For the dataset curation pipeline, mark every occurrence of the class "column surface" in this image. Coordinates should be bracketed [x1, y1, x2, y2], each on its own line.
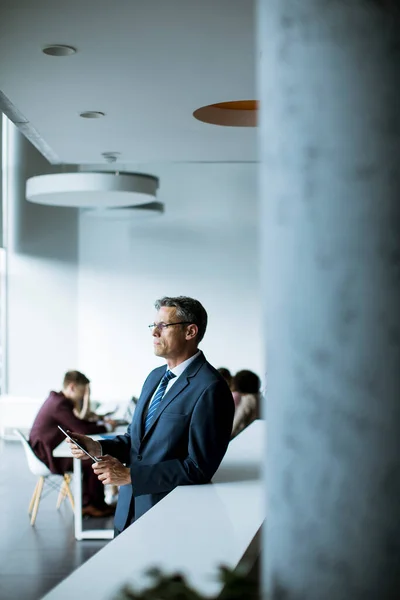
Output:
[258, 2, 400, 599]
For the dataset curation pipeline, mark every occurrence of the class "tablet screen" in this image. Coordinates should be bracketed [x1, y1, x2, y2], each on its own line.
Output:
[57, 425, 100, 462]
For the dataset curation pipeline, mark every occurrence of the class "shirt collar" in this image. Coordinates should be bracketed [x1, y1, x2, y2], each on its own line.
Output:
[169, 350, 201, 379]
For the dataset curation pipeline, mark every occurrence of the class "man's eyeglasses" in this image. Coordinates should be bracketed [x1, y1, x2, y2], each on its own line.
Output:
[148, 321, 191, 332]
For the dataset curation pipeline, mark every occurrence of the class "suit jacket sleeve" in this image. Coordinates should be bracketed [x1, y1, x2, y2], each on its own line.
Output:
[99, 422, 132, 464]
[130, 379, 234, 496]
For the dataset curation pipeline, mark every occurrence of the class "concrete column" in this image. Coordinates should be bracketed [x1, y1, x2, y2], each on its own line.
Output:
[257, 2, 400, 599]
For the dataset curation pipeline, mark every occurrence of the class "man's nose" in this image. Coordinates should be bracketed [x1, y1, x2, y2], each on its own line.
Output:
[152, 326, 160, 337]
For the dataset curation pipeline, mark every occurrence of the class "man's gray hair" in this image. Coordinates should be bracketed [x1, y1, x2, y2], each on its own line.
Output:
[155, 296, 208, 343]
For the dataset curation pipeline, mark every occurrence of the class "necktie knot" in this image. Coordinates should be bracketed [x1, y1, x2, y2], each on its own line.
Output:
[163, 369, 176, 382]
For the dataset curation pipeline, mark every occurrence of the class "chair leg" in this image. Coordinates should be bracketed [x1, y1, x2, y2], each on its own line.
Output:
[56, 480, 67, 509]
[30, 476, 44, 526]
[64, 474, 75, 510]
[28, 480, 39, 515]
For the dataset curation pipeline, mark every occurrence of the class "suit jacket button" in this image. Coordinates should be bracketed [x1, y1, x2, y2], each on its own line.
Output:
[137, 454, 142, 461]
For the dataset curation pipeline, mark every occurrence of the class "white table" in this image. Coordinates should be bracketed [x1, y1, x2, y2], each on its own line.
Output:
[53, 426, 126, 540]
[45, 420, 265, 599]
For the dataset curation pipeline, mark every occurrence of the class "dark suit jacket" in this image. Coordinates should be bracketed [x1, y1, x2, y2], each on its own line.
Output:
[100, 352, 234, 531]
[29, 391, 106, 474]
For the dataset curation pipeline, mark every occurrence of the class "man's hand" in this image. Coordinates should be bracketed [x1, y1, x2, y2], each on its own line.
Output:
[65, 432, 102, 461]
[92, 455, 131, 486]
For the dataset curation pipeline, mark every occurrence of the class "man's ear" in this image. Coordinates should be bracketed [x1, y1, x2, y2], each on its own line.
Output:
[186, 324, 198, 340]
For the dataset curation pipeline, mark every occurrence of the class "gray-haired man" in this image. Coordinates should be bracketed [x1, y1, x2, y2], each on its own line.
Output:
[67, 296, 234, 535]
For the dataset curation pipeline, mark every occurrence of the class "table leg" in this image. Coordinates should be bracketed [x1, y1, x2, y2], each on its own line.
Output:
[72, 457, 114, 540]
[73, 458, 83, 540]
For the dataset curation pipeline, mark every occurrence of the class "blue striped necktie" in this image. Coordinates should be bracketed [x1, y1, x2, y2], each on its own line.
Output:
[144, 370, 176, 434]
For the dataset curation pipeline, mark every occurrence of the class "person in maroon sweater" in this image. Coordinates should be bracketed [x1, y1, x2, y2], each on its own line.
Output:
[29, 370, 115, 518]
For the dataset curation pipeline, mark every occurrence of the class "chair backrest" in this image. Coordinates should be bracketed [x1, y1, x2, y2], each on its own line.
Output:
[13, 429, 51, 477]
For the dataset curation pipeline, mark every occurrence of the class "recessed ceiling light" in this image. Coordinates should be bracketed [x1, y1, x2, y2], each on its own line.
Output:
[193, 100, 258, 127]
[80, 111, 105, 119]
[42, 45, 77, 57]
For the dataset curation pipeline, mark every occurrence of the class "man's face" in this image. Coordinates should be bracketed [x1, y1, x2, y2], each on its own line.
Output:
[152, 306, 189, 359]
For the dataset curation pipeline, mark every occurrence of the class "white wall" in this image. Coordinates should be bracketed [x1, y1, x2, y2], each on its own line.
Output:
[3, 134, 261, 403]
[78, 162, 262, 401]
[4, 121, 78, 397]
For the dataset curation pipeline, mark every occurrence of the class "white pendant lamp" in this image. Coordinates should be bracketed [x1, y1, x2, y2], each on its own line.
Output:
[82, 201, 164, 220]
[26, 172, 159, 208]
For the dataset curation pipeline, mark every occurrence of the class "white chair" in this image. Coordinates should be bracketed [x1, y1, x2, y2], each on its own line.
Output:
[13, 429, 74, 525]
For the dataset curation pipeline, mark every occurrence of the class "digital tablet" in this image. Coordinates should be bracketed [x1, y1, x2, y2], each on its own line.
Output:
[57, 425, 101, 462]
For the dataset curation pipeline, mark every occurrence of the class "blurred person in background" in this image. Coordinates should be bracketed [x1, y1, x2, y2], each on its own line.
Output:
[217, 367, 233, 390]
[231, 369, 262, 439]
[29, 370, 116, 517]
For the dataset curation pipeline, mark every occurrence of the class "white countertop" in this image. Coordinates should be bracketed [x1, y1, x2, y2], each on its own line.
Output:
[44, 420, 265, 599]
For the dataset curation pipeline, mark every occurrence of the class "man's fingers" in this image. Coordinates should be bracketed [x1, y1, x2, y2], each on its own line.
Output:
[92, 463, 103, 472]
[67, 442, 80, 452]
[91, 455, 129, 486]
[72, 451, 90, 460]
[92, 460, 110, 474]
[66, 437, 90, 461]
[94, 467, 112, 485]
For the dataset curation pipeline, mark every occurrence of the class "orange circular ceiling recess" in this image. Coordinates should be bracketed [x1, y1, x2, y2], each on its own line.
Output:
[193, 100, 258, 127]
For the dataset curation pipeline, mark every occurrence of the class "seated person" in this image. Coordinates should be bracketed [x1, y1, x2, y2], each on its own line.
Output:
[231, 370, 262, 439]
[218, 367, 241, 407]
[29, 370, 116, 518]
[217, 367, 233, 389]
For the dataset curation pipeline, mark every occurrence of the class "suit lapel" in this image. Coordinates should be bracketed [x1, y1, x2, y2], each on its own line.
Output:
[141, 352, 206, 442]
[141, 375, 190, 441]
[132, 369, 164, 443]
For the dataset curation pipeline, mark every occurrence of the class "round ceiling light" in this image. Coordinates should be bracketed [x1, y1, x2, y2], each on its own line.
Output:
[26, 172, 159, 208]
[82, 201, 164, 220]
[80, 111, 105, 119]
[193, 100, 258, 127]
[42, 45, 77, 57]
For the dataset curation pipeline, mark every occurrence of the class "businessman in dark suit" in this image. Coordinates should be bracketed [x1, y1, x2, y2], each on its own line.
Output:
[67, 296, 234, 535]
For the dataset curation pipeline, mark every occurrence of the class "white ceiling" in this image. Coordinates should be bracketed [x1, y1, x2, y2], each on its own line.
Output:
[0, 0, 257, 165]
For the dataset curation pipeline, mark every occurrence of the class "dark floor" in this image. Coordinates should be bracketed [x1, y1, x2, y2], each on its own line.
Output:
[0, 439, 113, 600]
